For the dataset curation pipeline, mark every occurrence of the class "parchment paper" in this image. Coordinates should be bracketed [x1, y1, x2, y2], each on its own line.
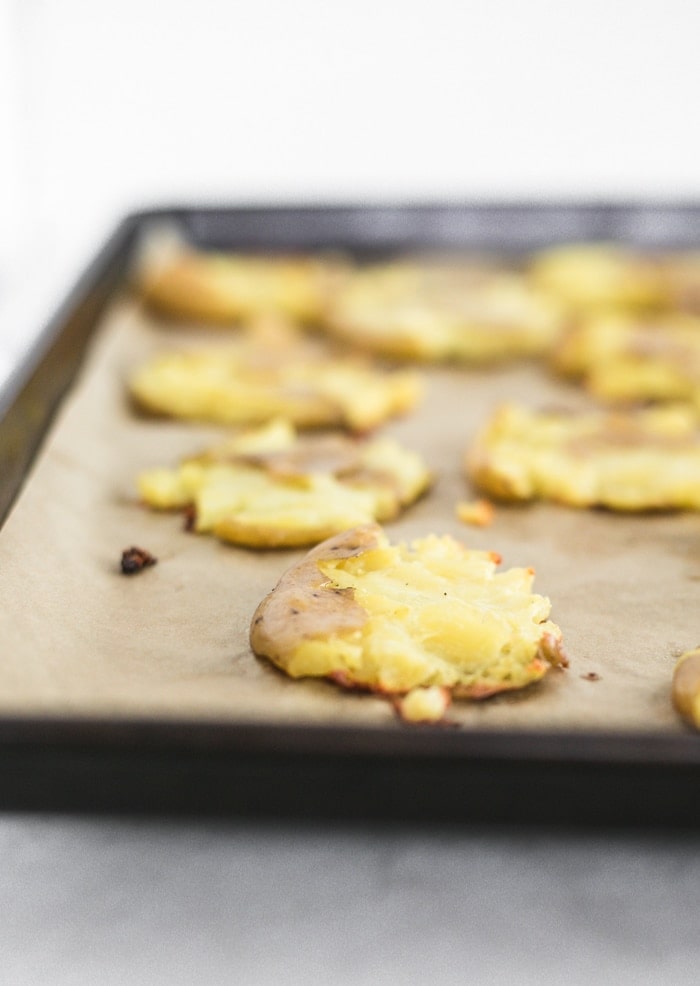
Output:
[1, 296, 699, 733]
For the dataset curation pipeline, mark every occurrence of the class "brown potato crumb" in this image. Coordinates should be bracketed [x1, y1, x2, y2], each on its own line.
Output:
[120, 546, 158, 575]
[396, 686, 451, 723]
[456, 498, 495, 528]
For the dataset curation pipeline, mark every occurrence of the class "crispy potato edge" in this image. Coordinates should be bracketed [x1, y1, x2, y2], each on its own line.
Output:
[672, 647, 700, 727]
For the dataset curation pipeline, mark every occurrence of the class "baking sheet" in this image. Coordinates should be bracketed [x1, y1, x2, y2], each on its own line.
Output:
[1, 291, 699, 734]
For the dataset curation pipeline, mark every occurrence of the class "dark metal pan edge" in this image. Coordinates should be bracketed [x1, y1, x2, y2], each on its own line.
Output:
[0, 215, 141, 525]
[0, 713, 696, 766]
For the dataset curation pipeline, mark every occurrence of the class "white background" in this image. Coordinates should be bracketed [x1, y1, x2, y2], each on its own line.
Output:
[2, 3, 700, 983]
[2, 0, 700, 349]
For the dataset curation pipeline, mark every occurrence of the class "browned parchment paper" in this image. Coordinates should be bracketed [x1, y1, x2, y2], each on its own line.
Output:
[1, 296, 699, 732]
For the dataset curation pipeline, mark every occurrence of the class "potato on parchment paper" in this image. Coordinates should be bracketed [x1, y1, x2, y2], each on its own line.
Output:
[250, 524, 567, 723]
[139, 250, 349, 325]
[323, 260, 565, 363]
[551, 312, 700, 406]
[672, 648, 700, 728]
[468, 402, 700, 511]
[529, 243, 667, 313]
[138, 420, 431, 549]
[657, 252, 700, 314]
[128, 320, 422, 432]
[456, 498, 495, 528]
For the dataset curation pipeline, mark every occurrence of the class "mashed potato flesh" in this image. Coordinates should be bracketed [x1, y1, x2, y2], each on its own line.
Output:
[285, 534, 560, 695]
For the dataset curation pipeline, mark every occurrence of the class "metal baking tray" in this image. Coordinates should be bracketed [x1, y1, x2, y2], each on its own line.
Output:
[2, 202, 700, 826]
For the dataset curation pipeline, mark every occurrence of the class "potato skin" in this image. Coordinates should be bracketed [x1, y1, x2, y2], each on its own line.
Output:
[141, 257, 243, 324]
[250, 526, 378, 667]
[672, 647, 700, 727]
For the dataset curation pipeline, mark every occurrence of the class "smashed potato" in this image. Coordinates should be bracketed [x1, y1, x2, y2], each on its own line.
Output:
[129, 321, 422, 432]
[672, 647, 700, 728]
[138, 420, 431, 548]
[551, 312, 700, 405]
[250, 524, 567, 721]
[530, 243, 665, 312]
[657, 252, 700, 314]
[456, 498, 495, 528]
[139, 250, 348, 324]
[323, 260, 565, 362]
[469, 402, 700, 510]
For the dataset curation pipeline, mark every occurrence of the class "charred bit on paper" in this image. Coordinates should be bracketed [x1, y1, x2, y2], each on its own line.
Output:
[120, 545, 158, 575]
